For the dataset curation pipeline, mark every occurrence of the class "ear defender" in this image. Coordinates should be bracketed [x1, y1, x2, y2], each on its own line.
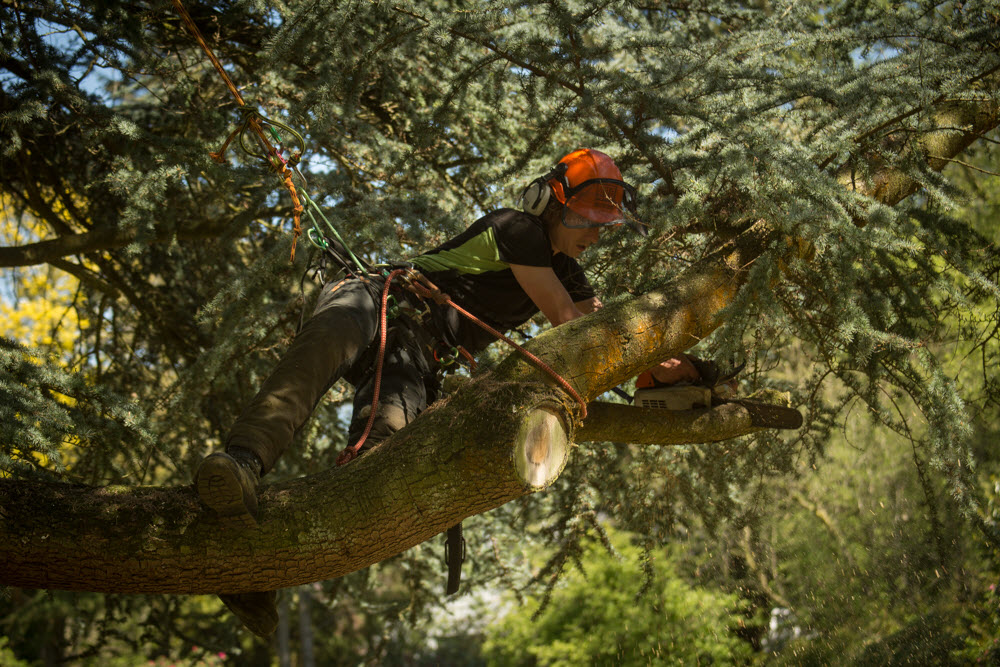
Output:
[521, 176, 551, 216]
[520, 163, 568, 217]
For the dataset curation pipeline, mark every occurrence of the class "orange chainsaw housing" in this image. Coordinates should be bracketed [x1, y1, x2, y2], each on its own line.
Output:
[636, 370, 657, 389]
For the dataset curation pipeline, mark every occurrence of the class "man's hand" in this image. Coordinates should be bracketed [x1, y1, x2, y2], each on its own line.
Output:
[648, 355, 700, 385]
[574, 296, 603, 315]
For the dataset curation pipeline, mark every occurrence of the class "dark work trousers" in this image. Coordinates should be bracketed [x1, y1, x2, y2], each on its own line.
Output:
[226, 276, 439, 474]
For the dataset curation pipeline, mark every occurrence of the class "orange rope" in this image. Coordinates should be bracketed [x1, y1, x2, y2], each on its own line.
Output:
[335, 269, 406, 466]
[172, 0, 303, 261]
[171, 0, 245, 105]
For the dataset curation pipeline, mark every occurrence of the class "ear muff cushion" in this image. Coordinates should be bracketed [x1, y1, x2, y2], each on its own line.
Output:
[521, 178, 551, 216]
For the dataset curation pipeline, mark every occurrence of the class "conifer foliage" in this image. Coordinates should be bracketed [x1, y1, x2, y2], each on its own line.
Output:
[1, 0, 999, 653]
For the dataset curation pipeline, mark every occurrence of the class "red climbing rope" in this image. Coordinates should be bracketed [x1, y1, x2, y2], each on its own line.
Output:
[172, 0, 304, 260]
[335, 269, 406, 466]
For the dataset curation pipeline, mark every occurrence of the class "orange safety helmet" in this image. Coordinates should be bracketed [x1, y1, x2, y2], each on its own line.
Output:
[522, 148, 645, 236]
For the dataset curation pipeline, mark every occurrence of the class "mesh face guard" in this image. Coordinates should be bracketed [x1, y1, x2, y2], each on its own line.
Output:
[558, 178, 645, 236]
[560, 177, 638, 226]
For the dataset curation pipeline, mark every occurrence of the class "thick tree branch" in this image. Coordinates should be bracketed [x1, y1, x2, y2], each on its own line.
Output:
[0, 219, 236, 267]
[495, 220, 773, 402]
[0, 386, 570, 594]
[576, 400, 802, 444]
[0, 389, 799, 594]
[838, 95, 1000, 209]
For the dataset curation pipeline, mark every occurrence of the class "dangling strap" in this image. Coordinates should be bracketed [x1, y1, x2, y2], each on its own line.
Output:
[444, 522, 465, 595]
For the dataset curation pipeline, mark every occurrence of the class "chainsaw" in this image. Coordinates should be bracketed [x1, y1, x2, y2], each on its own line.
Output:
[631, 358, 745, 411]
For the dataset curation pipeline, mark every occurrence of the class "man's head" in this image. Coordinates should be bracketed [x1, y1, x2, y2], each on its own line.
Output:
[522, 149, 645, 247]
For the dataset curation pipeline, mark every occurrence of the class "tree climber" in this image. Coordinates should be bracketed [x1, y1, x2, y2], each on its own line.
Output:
[194, 148, 700, 636]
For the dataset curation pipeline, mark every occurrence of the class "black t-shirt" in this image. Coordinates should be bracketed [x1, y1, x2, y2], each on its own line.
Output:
[410, 208, 596, 351]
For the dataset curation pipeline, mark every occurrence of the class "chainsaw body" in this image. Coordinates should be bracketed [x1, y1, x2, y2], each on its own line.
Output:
[633, 359, 742, 411]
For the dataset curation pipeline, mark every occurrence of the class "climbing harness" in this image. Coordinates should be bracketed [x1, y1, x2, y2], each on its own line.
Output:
[333, 267, 588, 466]
[404, 270, 588, 418]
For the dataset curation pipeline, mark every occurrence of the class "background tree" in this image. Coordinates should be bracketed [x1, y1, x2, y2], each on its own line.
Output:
[1, 0, 999, 662]
[482, 528, 752, 666]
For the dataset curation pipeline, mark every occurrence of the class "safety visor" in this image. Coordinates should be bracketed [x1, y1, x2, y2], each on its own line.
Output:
[560, 178, 645, 236]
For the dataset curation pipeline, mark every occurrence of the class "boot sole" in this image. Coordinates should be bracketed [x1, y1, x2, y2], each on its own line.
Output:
[196, 455, 258, 528]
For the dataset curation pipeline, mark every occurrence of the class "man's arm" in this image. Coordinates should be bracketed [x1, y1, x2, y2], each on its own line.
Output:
[649, 354, 700, 384]
[509, 264, 587, 326]
[509, 263, 699, 384]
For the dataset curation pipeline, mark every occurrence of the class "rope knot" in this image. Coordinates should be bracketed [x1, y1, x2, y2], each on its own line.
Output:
[405, 270, 451, 305]
[336, 448, 358, 466]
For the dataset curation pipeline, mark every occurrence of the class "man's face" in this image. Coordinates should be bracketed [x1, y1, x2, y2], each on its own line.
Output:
[549, 209, 602, 258]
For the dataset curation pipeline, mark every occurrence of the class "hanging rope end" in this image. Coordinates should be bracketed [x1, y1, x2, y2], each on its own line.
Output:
[336, 447, 359, 466]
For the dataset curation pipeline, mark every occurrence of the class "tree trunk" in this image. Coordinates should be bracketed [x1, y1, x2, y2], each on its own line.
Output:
[277, 592, 291, 667]
[298, 587, 315, 667]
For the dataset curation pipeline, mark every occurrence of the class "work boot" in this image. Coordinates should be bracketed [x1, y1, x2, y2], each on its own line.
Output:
[195, 447, 262, 528]
[219, 590, 279, 637]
